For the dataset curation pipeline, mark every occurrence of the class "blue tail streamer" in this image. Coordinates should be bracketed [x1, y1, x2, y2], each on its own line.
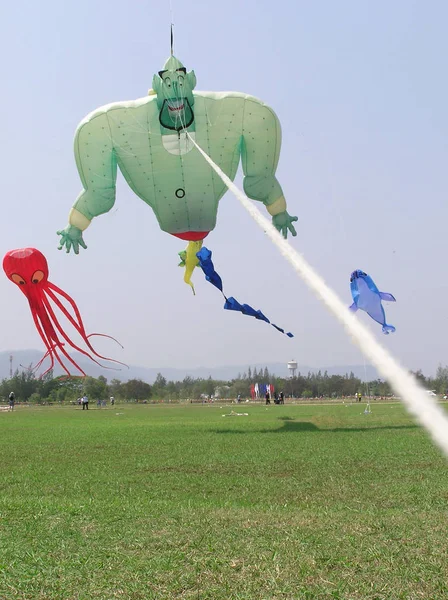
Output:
[196, 247, 293, 338]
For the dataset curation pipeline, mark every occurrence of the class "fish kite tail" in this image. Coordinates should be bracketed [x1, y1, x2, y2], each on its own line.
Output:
[382, 324, 396, 335]
[182, 240, 203, 294]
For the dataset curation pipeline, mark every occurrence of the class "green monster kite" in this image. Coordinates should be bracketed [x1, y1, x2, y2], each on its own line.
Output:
[57, 53, 298, 290]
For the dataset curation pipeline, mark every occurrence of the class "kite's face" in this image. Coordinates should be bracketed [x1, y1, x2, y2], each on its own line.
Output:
[152, 55, 197, 131]
[3, 248, 49, 298]
[350, 270, 367, 283]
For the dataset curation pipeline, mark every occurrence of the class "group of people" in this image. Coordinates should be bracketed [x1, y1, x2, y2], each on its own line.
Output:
[235, 391, 285, 405]
[5, 392, 117, 411]
[76, 396, 115, 410]
[265, 391, 285, 405]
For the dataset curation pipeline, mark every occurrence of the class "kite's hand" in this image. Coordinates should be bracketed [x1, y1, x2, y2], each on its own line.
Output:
[272, 211, 298, 239]
[57, 225, 87, 255]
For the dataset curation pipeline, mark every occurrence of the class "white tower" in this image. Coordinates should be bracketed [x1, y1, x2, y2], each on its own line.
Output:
[287, 360, 298, 378]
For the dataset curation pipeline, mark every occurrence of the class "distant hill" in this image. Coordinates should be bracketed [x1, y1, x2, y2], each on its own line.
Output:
[0, 350, 379, 383]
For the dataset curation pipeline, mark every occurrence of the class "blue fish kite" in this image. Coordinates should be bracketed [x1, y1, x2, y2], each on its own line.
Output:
[349, 270, 396, 334]
[196, 247, 293, 338]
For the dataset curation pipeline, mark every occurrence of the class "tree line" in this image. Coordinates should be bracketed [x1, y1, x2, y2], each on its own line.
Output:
[1, 364, 447, 404]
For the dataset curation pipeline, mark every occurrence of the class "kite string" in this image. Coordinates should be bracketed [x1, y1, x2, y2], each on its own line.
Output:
[169, 0, 174, 55]
[185, 132, 448, 458]
[362, 350, 370, 401]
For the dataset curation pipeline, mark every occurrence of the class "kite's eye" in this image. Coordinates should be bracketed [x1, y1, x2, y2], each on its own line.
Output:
[164, 77, 171, 87]
[31, 270, 45, 284]
[178, 75, 184, 86]
[11, 274, 25, 285]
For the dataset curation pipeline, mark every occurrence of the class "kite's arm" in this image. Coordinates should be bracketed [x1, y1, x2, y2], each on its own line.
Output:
[241, 100, 297, 238]
[57, 112, 118, 254]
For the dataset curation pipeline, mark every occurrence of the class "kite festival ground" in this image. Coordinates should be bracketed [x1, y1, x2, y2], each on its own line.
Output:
[1, 402, 447, 599]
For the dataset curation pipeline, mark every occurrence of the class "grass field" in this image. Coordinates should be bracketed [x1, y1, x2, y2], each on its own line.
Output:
[1, 402, 447, 599]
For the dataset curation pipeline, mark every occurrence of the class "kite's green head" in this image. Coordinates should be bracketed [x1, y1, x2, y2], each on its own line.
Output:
[152, 55, 197, 131]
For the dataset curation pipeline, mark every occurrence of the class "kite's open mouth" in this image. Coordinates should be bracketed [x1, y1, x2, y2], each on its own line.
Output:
[168, 101, 185, 113]
[160, 98, 194, 131]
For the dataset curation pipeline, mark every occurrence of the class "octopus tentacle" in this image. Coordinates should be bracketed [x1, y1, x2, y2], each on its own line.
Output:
[34, 292, 88, 377]
[45, 286, 127, 367]
[41, 291, 121, 372]
[46, 282, 85, 331]
[30, 306, 72, 377]
[31, 350, 51, 373]
[46, 283, 124, 348]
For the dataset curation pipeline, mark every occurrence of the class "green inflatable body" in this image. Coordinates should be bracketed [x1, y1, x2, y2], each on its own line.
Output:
[57, 54, 297, 255]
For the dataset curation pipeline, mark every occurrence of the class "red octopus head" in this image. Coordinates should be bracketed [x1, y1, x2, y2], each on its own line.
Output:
[3, 248, 49, 295]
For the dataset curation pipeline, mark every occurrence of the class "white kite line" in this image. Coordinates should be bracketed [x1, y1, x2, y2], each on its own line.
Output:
[188, 134, 448, 457]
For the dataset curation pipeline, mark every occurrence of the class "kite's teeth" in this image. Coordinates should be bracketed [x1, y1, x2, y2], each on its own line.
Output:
[168, 103, 184, 112]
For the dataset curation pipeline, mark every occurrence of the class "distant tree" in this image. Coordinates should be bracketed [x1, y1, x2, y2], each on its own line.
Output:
[123, 379, 152, 400]
[165, 381, 178, 401]
[154, 373, 167, 388]
[410, 370, 427, 386]
[204, 376, 215, 397]
[435, 365, 448, 394]
[83, 376, 107, 400]
[50, 376, 83, 403]
[28, 392, 42, 404]
[229, 380, 250, 398]
[7, 369, 38, 401]
[152, 373, 168, 399]
[38, 370, 60, 399]
[109, 378, 123, 399]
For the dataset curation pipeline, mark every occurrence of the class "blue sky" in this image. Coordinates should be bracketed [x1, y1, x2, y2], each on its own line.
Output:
[0, 0, 447, 375]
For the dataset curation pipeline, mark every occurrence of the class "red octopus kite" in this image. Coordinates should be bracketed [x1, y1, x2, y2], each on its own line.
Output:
[3, 248, 125, 377]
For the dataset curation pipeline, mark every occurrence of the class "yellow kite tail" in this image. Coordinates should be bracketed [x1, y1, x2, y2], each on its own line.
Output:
[181, 240, 203, 294]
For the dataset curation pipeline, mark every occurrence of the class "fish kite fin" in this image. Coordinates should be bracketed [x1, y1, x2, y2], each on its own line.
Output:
[382, 324, 396, 335]
[379, 292, 396, 302]
[348, 302, 358, 313]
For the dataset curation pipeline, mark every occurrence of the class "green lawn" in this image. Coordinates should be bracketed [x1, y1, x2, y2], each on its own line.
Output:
[0, 402, 447, 599]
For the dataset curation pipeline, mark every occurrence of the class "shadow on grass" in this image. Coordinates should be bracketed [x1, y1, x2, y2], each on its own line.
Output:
[213, 417, 419, 435]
